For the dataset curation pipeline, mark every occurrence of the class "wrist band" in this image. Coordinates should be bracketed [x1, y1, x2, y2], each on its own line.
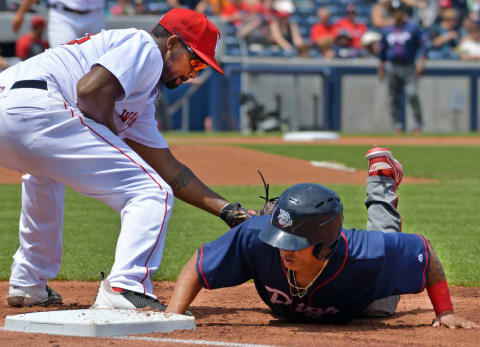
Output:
[427, 279, 453, 316]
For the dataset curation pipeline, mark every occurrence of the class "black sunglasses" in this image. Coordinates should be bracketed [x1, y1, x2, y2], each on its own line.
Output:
[173, 29, 208, 71]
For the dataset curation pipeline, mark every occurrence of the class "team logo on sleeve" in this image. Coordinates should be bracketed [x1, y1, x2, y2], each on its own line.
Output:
[418, 254, 423, 263]
[119, 109, 139, 128]
[277, 209, 293, 228]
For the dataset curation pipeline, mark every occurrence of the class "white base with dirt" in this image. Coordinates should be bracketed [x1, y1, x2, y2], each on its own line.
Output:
[3, 308, 195, 337]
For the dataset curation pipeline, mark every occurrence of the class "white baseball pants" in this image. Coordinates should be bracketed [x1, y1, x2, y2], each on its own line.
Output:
[48, 7, 105, 47]
[0, 84, 173, 297]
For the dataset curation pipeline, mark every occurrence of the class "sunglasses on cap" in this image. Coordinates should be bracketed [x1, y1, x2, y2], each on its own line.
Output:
[174, 29, 208, 72]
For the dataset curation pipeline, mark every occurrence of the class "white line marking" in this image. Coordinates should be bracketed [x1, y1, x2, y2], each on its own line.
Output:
[310, 160, 356, 172]
[111, 336, 281, 347]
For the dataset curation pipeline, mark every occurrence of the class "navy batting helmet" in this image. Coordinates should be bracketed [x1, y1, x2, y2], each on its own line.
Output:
[258, 183, 343, 260]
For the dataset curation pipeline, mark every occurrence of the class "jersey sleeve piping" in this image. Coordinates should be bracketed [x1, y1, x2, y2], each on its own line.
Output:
[416, 234, 430, 292]
[308, 231, 349, 306]
[196, 244, 211, 290]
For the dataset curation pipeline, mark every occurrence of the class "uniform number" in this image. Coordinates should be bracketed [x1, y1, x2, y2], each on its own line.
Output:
[67, 33, 95, 45]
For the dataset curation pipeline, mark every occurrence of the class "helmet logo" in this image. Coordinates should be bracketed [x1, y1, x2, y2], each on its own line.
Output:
[277, 209, 293, 228]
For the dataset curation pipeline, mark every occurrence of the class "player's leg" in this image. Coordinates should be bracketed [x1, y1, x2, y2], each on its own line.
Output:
[7, 175, 65, 307]
[405, 67, 423, 131]
[1, 87, 172, 308]
[47, 8, 78, 47]
[46, 116, 174, 309]
[365, 146, 403, 232]
[361, 146, 404, 317]
[387, 65, 404, 132]
[0, 88, 67, 306]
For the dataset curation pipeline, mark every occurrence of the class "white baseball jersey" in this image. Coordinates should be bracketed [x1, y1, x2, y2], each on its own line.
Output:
[3, 29, 168, 148]
[0, 29, 174, 297]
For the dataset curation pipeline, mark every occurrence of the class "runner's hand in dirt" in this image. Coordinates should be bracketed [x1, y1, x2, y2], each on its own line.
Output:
[432, 313, 479, 329]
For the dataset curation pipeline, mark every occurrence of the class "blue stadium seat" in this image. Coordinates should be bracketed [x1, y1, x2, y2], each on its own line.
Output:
[296, 6, 316, 16]
[306, 15, 318, 25]
[298, 24, 310, 38]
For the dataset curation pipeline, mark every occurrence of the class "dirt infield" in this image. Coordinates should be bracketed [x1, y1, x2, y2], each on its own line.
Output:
[0, 282, 478, 347]
[0, 143, 433, 185]
[0, 136, 478, 346]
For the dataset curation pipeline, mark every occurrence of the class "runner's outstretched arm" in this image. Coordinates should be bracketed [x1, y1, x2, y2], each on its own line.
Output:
[426, 240, 479, 329]
[166, 252, 202, 314]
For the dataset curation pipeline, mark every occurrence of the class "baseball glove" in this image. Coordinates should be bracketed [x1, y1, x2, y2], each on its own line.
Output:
[219, 202, 257, 228]
[219, 171, 278, 228]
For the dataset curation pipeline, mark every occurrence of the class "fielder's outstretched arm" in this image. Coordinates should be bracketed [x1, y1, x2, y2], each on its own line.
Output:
[124, 139, 230, 216]
[426, 240, 479, 329]
[166, 252, 202, 314]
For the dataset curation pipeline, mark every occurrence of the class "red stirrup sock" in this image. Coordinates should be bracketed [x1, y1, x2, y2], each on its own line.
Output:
[427, 279, 454, 316]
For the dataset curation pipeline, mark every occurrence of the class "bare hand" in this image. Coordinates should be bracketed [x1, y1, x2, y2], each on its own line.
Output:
[416, 63, 425, 76]
[432, 313, 480, 329]
[11, 13, 24, 33]
[377, 64, 385, 81]
[447, 31, 458, 40]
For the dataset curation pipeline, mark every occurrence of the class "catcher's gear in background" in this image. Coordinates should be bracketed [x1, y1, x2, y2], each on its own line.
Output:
[219, 202, 257, 228]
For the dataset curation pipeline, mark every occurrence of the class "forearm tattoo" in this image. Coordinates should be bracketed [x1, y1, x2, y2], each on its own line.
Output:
[427, 240, 446, 286]
[171, 167, 194, 192]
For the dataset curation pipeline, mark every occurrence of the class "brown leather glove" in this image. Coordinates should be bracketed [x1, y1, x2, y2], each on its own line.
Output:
[219, 202, 258, 228]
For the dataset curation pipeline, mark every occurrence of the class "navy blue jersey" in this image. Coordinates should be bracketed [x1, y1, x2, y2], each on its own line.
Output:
[196, 215, 430, 324]
[379, 20, 426, 63]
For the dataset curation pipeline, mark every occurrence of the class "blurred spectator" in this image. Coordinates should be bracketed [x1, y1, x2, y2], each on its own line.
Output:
[134, 0, 146, 14]
[168, 0, 210, 14]
[210, 0, 228, 15]
[415, 0, 440, 27]
[310, 8, 336, 58]
[371, 0, 395, 29]
[111, 0, 135, 15]
[221, 0, 263, 26]
[333, 29, 363, 58]
[428, 8, 460, 59]
[361, 31, 382, 57]
[334, 4, 367, 49]
[458, 23, 480, 60]
[378, 0, 426, 133]
[223, 0, 274, 51]
[269, 0, 305, 53]
[470, 0, 480, 22]
[15, 16, 49, 61]
[459, 12, 476, 38]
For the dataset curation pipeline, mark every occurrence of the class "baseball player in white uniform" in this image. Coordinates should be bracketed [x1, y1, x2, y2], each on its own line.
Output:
[12, 0, 105, 47]
[0, 9, 253, 310]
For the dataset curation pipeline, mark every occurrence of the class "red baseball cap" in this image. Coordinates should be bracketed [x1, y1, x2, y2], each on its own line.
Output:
[159, 9, 224, 74]
[31, 16, 46, 30]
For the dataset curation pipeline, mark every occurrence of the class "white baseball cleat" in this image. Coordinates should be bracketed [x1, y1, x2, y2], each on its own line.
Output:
[7, 284, 62, 307]
[91, 275, 166, 310]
